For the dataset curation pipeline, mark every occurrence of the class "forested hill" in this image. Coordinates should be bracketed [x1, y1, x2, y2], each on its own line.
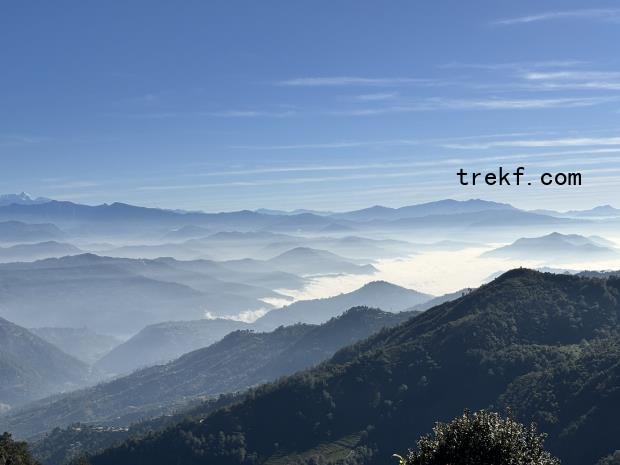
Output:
[0, 317, 92, 408]
[3, 307, 416, 440]
[89, 269, 620, 465]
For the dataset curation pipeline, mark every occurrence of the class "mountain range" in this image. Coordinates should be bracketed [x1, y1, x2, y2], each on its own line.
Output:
[254, 280, 432, 329]
[184, 232, 411, 261]
[0, 254, 293, 335]
[483, 232, 619, 262]
[330, 199, 517, 221]
[263, 247, 376, 276]
[0, 317, 95, 408]
[29, 328, 121, 365]
[0, 221, 65, 243]
[78, 270, 620, 465]
[0, 241, 82, 263]
[0, 307, 415, 438]
[0, 192, 619, 465]
[0, 196, 607, 242]
[91, 280, 432, 374]
[94, 319, 250, 375]
[0, 193, 51, 207]
[535, 205, 620, 219]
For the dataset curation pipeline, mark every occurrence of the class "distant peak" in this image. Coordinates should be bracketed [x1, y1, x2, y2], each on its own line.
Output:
[51, 253, 104, 264]
[340, 306, 384, 316]
[359, 280, 404, 290]
[286, 246, 314, 252]
[276, 246, 328, 256]
[0, 192, 52, 206]
[495, 267, 540, 281]
[592, 204, 618, 211]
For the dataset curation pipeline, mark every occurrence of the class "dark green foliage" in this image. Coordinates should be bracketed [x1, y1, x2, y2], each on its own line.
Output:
[0, 433, 39, 465]
[67, 458, 90, 465]
[496, 336, 620, 464]
[403, 410, 559, 465]
[30, 394, 241, 465]
[77, 271, 620, 465]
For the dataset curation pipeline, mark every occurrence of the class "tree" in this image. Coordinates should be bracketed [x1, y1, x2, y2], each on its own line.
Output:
[398, 410, 560, 465]
[0, 432, 39, 465]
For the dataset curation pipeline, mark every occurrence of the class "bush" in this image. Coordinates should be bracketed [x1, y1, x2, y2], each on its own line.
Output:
[0, 432, 39, 465]
[399, 410, 559, 465]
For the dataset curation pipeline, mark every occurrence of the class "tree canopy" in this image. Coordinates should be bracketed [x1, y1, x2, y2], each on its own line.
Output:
[402, 410, 559, 465]
[0, 432, 39, 465]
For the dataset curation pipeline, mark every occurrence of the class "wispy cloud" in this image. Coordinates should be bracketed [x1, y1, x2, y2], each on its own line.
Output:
[136, 153, 620, 193]
[0, 134, 46, 146]
[441, 60, 586, 71]
[525, 71, 620, 81]
[231, 131, 561, 151]
[276, 77, 439, 87]
[47, 181, 101, 189]
[334, 96, 616, 116]
[211, 110, 296, 118]
[110, 109, 295, 119]
[136, 171, 438, 191]
[493, 9, 620, 26]
[527, 82, 620, 91]
[433, 96, 614, 110]
[142, 146, 620, 189]
[521, 70, 620, 91]
[186, 160, 454, 178]
[353, 92, 399, 101]
[441, 136, 620, 150]
[230, 139, 419, 150]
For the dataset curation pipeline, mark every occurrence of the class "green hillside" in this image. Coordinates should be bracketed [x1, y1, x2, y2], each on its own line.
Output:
[87, 269, 620, 465]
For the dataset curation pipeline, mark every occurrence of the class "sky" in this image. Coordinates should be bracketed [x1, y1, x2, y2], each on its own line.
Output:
[2, 0, 620, 212]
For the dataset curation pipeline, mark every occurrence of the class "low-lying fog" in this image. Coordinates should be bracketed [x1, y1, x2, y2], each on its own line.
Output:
[262, 240, 620, 322]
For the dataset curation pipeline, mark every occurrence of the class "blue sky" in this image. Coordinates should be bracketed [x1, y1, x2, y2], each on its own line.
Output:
[2, 0, 620, 212]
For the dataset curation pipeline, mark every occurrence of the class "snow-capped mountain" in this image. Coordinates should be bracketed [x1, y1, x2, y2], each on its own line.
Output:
[0, 192, 52, 207]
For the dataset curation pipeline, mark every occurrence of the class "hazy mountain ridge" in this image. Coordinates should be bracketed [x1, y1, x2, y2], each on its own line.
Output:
[0, 197, 603, 241]
[533, 205, 620, 219]
[154, 257, 307, 291]
[1, 307, 414, 438]
[84, 270, 620, 465]
[265, 247, 377, 276]
[0, 254, 285, 335]
[94, 319, 251, 375]
[0, 194, 618, 465]
[0, 201, 342, 236]
[0, 193, 51, 207]
[96, 243, 208, 261]
[254, 280, 432, 329]
[330, 199, 516, 221]
[0, 241, 82, 263]
[0, 221, 65, 243]
[92, 280, 430, 373]
[0, 256, 208, 336]
[163, 225, 212, 240]
[483, 232, 619, 262]
[0, 317, 94, 408]
[29, 328, 121, 365]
